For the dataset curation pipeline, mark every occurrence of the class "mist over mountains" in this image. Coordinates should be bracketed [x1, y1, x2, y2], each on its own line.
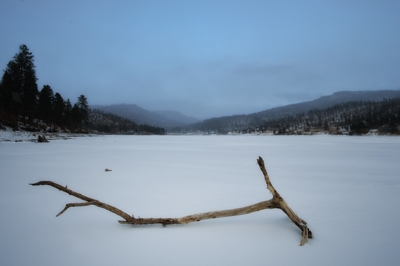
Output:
[92, 90, 400, 132]
[185, 90, 400, 132]
[254, 90, 400, 118]
[91, 104, 200, 130]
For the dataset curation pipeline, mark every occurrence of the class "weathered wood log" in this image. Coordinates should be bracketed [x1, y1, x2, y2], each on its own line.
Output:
[30, 156, 312, 245]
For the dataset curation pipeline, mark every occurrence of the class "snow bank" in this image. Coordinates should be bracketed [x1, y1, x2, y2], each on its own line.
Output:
[0, 128, 93, 142]
[0, 127, 37, 142]
[0, 135, 399, 265]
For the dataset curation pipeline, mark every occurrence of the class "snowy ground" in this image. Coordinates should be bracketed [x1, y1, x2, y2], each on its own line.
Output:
[0, 127, 92, 142]
[1, 134, 399, 265]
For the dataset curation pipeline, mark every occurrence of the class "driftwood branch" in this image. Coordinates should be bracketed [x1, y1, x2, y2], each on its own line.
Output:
[30, 156, 312, 245]
[56, 201, 99, 217]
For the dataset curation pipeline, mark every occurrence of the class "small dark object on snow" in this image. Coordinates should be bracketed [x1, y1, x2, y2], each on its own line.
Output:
[38, 135, 49, 143]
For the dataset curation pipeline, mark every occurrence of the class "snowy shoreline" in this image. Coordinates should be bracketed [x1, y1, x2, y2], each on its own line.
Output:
[1, 128, 397, 143]
[0, 128, 96, 142]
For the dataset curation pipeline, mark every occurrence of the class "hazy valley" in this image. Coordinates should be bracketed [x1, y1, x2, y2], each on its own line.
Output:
[89, 90, 400, 135]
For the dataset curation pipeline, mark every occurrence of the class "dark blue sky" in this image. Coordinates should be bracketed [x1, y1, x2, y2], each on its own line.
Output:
[1, 0, 399, 119]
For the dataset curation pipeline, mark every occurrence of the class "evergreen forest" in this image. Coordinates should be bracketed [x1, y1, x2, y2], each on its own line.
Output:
[0, 45, 165, 135]
[182, 98, 400, 135]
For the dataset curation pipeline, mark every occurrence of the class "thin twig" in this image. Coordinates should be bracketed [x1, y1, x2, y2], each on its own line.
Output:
[56, 201, 99, 217]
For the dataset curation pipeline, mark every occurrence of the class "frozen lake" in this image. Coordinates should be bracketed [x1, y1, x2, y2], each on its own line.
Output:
[1, 135, 399, 265]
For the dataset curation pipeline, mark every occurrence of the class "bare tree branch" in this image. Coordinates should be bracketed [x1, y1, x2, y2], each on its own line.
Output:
[30, 157, 312, 245]
[256, 156, 312, 244]
[30, 181, 133, 221]
[56, 201, 99, 217]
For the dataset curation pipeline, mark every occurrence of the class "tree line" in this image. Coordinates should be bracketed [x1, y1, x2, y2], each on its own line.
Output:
[88, 109, 165, 135]
[0, 44, 89, 131]
[258, 98, 399, 135]
[180, 98, 400, 135]
[0, 44, 165, 135]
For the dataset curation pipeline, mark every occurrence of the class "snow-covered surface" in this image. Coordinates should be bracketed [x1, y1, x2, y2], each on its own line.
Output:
[1, 134, 399, 265]
[0, 127, 91, 142]
[0, 128, 38, 142]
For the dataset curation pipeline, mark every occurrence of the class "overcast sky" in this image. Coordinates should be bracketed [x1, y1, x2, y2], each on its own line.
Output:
[1, 1, 399, 119]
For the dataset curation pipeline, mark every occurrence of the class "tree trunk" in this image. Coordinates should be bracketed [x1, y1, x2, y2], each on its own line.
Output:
[30, 157, 312, 245]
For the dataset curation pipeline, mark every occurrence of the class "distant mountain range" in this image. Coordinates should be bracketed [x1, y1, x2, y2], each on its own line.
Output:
[253, 90, 400, 118]
[91, 104, 200, 129]
[184, 90, 400, 132]
[92, 90, 400, 132]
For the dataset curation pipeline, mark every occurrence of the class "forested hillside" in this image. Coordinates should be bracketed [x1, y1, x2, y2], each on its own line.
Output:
[181, 97, 400, 135]
[93, 104, 199, 129]
[88, 109, 165, 135]
[262, 98, 400, 135]
[0, 45, 166, 135]
[181, 90, 400, 134]
[0, 45, 90, 133]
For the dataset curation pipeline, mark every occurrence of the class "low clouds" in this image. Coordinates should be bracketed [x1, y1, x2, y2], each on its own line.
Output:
[233, 63, 290, 76]
[1, 1, 399, 120]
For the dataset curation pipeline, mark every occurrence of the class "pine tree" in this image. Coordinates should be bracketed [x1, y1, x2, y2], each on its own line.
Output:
[71, 103, 82, 126]
[0, 60, 21, 114]
[53, 93, 65, 126]
[77, 95, 89, 122]
[0, 44, 38, 119]
[38, 85, 55, 124]
[64, 99, 73, 126]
